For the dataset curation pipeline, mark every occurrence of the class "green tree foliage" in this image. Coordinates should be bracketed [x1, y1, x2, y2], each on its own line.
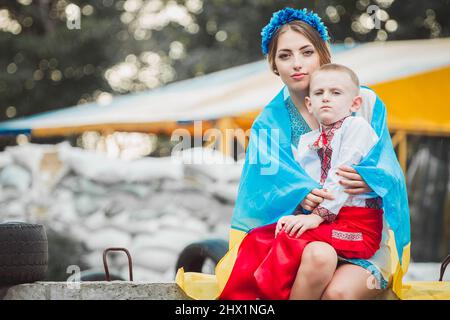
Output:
[0, 0, 130, 121]
[0, 0, 449, 121]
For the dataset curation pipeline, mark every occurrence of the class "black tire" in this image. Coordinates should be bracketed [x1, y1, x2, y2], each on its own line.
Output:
[0, 222, 48, 286]
[176, 239, 228, 274]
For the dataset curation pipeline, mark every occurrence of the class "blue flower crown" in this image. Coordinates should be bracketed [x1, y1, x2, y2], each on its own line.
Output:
[261, 7, 329, 55]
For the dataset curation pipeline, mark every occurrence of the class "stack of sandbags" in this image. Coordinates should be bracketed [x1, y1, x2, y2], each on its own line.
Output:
[0, 142, 241, 281]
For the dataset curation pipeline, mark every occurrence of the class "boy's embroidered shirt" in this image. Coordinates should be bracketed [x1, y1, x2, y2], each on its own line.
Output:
[294, 116, 380, 221]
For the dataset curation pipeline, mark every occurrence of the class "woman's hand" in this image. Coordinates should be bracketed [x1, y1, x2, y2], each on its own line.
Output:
[337, 165, 373, 195]
[301, 188, 335, 212]
[276, 214, 324, 238]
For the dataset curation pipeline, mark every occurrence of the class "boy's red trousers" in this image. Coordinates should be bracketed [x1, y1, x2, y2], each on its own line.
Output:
[219, 206, 383, 300]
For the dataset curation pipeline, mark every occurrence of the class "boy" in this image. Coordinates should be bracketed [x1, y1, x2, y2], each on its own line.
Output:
[292, 63, 382, 225]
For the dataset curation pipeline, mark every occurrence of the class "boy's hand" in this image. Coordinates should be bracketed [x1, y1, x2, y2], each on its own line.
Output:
[301, 188, 335, 211]
[276, 214, 324, 238]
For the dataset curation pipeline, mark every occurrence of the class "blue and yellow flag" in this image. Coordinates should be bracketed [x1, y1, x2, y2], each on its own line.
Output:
[176, 86, 413, 300]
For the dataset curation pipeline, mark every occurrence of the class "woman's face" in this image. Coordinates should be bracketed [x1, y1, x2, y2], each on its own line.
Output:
[274, 28, 321, 93]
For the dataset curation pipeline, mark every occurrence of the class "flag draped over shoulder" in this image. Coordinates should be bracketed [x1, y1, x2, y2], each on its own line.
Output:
[176, 86, 411, 300]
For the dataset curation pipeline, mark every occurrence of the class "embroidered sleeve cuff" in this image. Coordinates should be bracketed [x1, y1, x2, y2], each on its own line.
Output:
[312, 206, 337, 222]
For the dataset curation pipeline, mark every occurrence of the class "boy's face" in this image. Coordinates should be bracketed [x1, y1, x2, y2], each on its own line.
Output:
[306, 70, 362, 126]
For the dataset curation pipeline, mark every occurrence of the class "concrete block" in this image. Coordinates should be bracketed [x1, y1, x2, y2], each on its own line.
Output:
[1, 281, 192, 300]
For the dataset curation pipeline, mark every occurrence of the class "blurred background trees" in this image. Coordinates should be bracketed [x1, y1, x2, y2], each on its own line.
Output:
[0, 0, 449, 121]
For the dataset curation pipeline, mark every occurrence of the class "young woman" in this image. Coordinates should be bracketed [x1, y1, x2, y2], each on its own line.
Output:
[218, 8, 410, 300]
[176, 8, 410, 300]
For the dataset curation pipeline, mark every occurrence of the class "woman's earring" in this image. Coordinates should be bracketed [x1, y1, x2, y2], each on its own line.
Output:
[273, 69, 279, 75]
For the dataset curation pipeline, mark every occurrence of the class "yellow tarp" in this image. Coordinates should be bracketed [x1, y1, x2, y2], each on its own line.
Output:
[398, 282, 450, 300]
[372, 65, 450, 135]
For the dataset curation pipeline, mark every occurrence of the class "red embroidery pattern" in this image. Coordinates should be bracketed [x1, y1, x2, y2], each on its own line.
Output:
[365, 197, 383, 209]
[332, 230, 363, 241]
[312, 206, 337, 222]
[315, 118, 347, 184]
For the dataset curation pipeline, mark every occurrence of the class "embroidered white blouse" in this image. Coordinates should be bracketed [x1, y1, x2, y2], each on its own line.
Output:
[293, 116, 380, 220]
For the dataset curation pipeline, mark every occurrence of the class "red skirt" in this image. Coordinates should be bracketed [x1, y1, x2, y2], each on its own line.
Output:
[219, 206, 383, 300]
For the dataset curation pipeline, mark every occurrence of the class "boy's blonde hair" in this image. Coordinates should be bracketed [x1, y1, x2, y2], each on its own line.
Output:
[310, 63, 360, 94]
